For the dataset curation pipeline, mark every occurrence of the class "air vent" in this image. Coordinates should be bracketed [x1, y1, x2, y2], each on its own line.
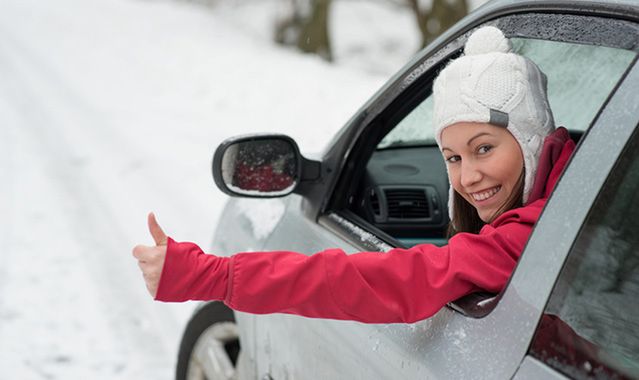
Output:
[369, 188, 381, 216]
[385, 189, 430, 219]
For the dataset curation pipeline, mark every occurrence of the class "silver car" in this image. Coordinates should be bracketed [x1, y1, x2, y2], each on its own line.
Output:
[176, 0, 639, 378]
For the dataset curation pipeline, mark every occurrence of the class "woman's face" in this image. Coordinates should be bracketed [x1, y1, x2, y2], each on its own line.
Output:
[440, 122, 524, 222]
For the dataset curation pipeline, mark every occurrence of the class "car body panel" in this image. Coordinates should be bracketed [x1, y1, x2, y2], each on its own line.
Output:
[251, 196, 495, 379]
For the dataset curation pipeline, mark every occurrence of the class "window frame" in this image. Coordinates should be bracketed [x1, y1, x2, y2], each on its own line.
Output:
[318, 13, 639, 326]
[318, 12, 639, 253]
[313, 12, 639, 321]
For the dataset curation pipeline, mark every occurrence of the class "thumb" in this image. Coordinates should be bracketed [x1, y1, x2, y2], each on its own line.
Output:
[148, 212, 168, 246]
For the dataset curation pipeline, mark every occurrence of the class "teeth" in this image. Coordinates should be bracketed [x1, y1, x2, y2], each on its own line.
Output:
[471, 186, 500, 201]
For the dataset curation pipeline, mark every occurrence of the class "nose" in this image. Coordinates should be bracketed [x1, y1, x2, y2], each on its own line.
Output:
[460, 159, 482, 189]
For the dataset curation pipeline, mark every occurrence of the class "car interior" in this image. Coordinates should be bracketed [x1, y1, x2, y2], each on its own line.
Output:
[352, 141, 450, 248]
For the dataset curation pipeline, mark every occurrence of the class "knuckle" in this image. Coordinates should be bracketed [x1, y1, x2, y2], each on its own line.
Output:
[132, 245, 145, 258]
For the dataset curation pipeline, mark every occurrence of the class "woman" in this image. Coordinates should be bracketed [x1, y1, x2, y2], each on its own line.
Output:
[132, 26, 575, 323]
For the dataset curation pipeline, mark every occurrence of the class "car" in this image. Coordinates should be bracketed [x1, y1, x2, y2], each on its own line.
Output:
[175, 0, 639, 379]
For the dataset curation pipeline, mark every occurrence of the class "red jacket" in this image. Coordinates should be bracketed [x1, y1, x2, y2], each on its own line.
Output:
[156, 128, 575, 323]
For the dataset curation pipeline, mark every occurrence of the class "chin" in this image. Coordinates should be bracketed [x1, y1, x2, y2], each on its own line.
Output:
[478, 209, 497, 223]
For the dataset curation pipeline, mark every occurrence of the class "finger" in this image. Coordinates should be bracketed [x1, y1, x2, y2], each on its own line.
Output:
[148, 212, 168, 246]
[132, 245, 149, 260]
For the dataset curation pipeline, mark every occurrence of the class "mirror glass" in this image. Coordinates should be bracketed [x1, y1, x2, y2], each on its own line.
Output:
[221, 138, 298, 196]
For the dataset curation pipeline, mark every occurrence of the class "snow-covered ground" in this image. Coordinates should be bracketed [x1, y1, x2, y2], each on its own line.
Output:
[0, 0, 424, 378]
[0, 0, 492, 377]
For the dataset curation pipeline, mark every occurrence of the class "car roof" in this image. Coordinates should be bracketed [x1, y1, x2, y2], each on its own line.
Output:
[473, 0, 639, 21]
[417, 0, 639, 66]
[479, 0, 639, 15]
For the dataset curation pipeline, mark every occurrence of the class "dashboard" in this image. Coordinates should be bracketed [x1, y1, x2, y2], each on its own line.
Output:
[352, 145, 450, 246]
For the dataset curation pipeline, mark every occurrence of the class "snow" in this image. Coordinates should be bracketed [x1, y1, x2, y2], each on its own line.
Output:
[0, 0, 422, 378]
[327, 213, 394, 251]
[236, 198, 287, 240]
[0, 0, 496, 377]
[228, 183, 296, 197]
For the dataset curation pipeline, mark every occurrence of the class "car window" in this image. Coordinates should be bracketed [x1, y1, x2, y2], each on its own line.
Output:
[361, 37, 636, 249]
[377, 38, 635, 149]
[529, 126, 639, 379]
[377, 96, 434, 149]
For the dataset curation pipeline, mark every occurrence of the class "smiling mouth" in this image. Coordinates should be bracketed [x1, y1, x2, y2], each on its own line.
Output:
[471, 186, 501, 202]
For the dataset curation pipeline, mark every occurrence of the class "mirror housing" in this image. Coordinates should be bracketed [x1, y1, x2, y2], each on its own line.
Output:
[212, 134, 321, 198]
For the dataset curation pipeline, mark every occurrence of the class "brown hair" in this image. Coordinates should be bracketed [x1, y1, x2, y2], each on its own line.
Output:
[447, 171, 525, 237]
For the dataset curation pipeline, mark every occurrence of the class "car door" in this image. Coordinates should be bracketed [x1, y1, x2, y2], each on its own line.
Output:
[246, 7, 639, 380]
[513, 70, 639, 379]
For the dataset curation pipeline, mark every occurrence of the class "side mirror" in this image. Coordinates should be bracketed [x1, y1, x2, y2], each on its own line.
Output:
[212, 134, 319, 198]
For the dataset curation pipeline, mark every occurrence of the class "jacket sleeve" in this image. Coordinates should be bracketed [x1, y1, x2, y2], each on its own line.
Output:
[155, 210, 538, 323]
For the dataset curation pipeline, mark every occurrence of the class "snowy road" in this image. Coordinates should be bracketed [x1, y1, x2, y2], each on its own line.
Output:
[0, 0, 390, 378]
[0, 2, 196, 377]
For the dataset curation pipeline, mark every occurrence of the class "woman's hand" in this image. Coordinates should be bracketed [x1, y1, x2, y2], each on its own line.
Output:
[132, 212, 168, 298]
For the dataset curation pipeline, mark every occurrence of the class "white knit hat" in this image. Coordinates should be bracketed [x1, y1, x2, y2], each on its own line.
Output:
[433, 26, 555, 219]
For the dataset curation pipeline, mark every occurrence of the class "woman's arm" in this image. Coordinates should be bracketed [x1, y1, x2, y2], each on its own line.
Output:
[149, 208, 537, 323]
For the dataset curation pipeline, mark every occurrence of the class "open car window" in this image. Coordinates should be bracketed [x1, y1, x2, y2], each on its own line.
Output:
[353, 36, 636, 250]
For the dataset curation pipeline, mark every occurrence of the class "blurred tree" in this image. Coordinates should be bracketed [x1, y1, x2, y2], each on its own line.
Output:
[273, 0, 472, 61]
[407, 0, 468, 47]
[274, 0, 333, 61]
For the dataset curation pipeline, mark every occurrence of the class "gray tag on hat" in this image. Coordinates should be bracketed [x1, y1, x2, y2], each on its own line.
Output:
[489, 109, 509, 128]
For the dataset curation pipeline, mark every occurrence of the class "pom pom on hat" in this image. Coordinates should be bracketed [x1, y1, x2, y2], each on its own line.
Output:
[433, 26, 556, 222]
[464, 26, 512, 55]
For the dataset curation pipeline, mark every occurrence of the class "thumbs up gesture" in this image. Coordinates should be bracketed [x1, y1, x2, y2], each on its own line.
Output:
[132, 213, 168, 298]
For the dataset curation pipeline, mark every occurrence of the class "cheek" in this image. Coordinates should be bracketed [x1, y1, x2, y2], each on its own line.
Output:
[499, 159, 524, 189]
[495, 145, 524, 185]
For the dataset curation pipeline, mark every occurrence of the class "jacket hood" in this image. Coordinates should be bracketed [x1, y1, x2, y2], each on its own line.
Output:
[526, 127, 576, 205]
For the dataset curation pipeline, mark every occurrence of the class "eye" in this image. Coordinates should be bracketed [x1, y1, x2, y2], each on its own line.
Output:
[478, 145, 493, 154]
[446, 155, 461, 163]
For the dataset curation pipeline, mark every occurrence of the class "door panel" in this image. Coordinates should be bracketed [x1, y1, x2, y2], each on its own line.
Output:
[258, 196, 472, 379]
